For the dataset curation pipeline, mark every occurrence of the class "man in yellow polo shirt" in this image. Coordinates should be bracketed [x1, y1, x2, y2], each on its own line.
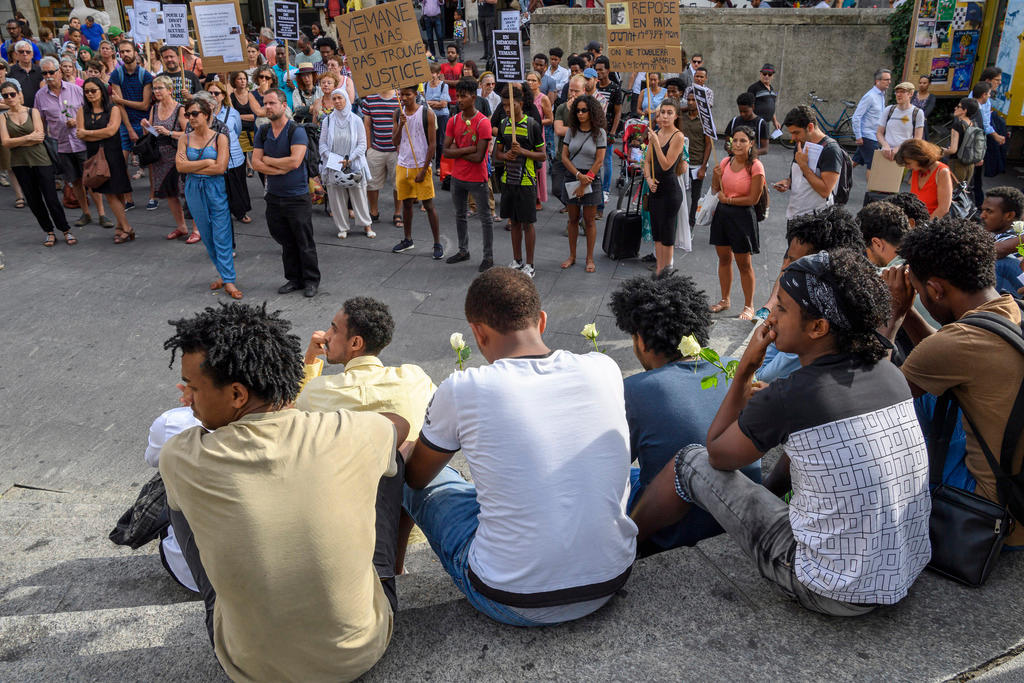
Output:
[296, 295, 437, 595]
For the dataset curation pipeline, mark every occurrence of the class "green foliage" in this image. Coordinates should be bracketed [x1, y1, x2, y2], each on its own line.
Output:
[886, 1, 914, 82]
[699, 349, 739, 390]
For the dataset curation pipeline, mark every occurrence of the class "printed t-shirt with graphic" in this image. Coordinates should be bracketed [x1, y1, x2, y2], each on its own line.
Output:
[738, 353, 932, 604]
[881, 104, 923, 148]
[446, 110, 492, 182]
[360, 94, 401, 152]
[498, 114, 544, 186]
[254, 122, 309, 196]
[900, 295, 1024, 546]
[596, 82, 622, 131]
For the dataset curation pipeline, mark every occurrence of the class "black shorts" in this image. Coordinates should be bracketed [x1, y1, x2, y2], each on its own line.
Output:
[58, 151, 88, 182]
[709, 203, 759, 254]
[499, 183, 538, 224]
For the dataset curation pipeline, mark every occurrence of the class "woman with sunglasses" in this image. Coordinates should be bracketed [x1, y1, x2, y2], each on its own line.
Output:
[525, 72, 552, 210]
[560, 94, 606, 273]
[176, 95, 241, 299]
[709, 126, 764, 320]
[0, 60, 27, 206]
[76, 76, 135, 243]
[644, 98, 687, 277]
[0, 81, 74, 246]
[206, 81, 252, 224]
[141, 75, 192, 241]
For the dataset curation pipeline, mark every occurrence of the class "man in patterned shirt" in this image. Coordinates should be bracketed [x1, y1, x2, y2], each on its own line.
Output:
[158, 45, 200, 105]
[632, 248, 932, 615]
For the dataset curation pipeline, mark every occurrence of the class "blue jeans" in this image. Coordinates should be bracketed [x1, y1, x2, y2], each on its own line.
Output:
[853, 138, 880, 168]
[422, 14, 444, 61]
[600, 144, 613, 210]
[995, 256, 1022, 294]
[402, 466, 543, 626]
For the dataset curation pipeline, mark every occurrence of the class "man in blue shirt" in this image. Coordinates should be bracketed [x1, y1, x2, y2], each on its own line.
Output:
[1, 19, 40, 62]
[972, 68, 1006, 207]
[271, 48, 297, 109]
[109, 40, 153, 208]
[81, 16, 105, 51]
[850, 68, 891, 173]
[252, 88, 320, 297]
[610, 274, 761, 555]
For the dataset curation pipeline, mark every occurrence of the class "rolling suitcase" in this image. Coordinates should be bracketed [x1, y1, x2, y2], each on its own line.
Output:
[602, 174, 642, 260]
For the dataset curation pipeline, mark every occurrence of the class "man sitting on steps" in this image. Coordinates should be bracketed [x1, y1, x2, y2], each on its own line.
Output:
[403, 267, 637, 626]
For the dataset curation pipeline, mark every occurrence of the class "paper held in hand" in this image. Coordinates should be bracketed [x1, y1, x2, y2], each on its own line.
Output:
[334, 0, 431, 96]
[867, 149, 905, 193]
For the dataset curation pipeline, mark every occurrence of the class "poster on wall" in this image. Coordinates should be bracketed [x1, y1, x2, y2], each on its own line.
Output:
[930, 56, 950, 82]
[903, 0, 997, 96]
[991, 0, 1024, 123]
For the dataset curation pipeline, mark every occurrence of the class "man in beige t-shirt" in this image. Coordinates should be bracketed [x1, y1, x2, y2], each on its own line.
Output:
[884, 218, 1024, 546]
[160, 303, 410, 682]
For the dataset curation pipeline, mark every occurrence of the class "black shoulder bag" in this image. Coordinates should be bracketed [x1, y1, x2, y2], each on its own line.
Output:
[926, 304, 1024, 586]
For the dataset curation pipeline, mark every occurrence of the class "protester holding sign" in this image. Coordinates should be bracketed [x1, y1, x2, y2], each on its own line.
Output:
[496, 85, 545, 278]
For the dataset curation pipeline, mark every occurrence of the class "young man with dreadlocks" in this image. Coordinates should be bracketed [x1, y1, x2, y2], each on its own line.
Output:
[632, 249, 932, 615]
[609, 274, 761, 556]
[159, 303, 410, 681]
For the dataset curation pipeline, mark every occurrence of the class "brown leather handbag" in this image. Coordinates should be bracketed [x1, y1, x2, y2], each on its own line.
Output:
[82, 147, 110, 190]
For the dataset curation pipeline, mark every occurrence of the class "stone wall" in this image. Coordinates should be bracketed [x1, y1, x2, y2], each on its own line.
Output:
[531, 8, 894, 132]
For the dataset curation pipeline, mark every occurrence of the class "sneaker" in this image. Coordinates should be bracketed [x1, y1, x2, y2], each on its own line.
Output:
[478, 258, 493, 273]
[521, 263, 535, 278]
[146, 199, 159, 210]
[124, 201, 136, 210]
[433, 243, 444, 260]
[508, 259, 523, 270]
[74, 214, 92, 228]
[392, 239, 414, 253]
[446, 250, 470, 264]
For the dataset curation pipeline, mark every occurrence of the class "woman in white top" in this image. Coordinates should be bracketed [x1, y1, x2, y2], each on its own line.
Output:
[319, 88, 374, 239]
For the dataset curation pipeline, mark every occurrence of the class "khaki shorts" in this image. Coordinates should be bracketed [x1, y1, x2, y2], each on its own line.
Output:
[396, 165, 435, 201]
[366, 148, 397, 191]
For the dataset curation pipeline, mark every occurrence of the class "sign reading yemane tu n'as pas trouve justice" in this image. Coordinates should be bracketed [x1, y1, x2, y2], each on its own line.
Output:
[334, 0, 431, 96]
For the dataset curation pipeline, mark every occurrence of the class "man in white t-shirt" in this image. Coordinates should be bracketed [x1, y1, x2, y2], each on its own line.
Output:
[877, 81, 924, 160]
[403, 267, 637, 626]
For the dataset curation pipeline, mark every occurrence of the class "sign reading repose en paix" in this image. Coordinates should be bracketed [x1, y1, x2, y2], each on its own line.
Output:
[334, 0, 431, 96]
[605, 0, 683, 74]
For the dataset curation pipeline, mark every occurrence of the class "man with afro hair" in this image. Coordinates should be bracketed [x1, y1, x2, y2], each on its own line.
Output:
[610, 274, 761, 555]
[634, 249, 932, 615]
[160, 302, 410, 681]
[980, 186, 1024, 294]
[885, 216, 1024, 547]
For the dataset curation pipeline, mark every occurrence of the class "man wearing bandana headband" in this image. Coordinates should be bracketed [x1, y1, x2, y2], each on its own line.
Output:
[632, 249, 932, 615]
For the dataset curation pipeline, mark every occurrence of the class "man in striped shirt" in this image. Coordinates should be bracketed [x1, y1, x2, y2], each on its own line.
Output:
[363, 90, 401, 225]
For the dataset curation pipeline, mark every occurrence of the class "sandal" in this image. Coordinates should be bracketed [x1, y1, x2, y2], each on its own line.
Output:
[370, 213, 380, 222]
[131, 169, 144, 180]
[560, 257, 576, 269]
[210, 278, 224, 291]
[709, 299, 731, 313]
[113, 228, 135, 244]
[43, 232, 56, 247]
[393, 214, 404, 228]
[224, 283, 243, 300]
[15, 197, 26, 209]
[585, 260, 596, 273]
[240, 215, 253, 224]
[166, 228, 189, 240]
[63, 231, 77, 246]
[365, 228, 376, 238]
[738, 306, 756, 321]
[185, 231, 202, 244]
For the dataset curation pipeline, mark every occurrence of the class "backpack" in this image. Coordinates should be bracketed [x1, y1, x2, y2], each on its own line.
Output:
[257, 120, 319, 180]
[821, 136, 854, 205]
[112, 63, 147, 89]
[882, 104, 923, 135]
[957, 124, 987, 165]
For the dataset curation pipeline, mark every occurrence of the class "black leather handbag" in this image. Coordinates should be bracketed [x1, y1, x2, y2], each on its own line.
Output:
[132, 132, 161, 167]
[925, 308, 1024, 586]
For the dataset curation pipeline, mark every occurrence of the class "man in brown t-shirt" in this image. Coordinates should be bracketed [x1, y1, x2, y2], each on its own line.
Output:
[883, 217, 1024, 546]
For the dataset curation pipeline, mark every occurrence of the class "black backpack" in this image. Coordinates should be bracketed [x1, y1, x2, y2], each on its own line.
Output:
[821, 136, 854, 205]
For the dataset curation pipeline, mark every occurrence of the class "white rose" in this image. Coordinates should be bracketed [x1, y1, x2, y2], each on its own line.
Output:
[581, 323, 598, 339]
[1012, 221, 1024, 236]
[449, 332, 465, 351]
[677, 334, 701, 358]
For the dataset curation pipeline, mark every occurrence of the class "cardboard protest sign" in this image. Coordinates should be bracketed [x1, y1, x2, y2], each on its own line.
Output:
[605, 0, 683, 74]
[334, 0, 431, 96]
[691, 84, 717, 140]
[274, 0, 300, 41]
[492, 30, 524, 83]
[163, 4, 190, 47]
[192, 0, 247, 72]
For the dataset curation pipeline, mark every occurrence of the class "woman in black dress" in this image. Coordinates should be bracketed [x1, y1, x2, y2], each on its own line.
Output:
[76, 76, 134, 243]
[644, 97, 686, 277]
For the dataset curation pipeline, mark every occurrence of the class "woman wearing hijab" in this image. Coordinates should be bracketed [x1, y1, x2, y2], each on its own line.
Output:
[318, 88, 374, 239]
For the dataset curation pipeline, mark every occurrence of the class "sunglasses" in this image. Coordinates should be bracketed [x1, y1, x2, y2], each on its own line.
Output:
[185, 110, 202, 118]
[761, 71, 773, 75]
[208, 90, 225, 96]
[692, 59, 702, 64]
[1, 91, 18, 99]
[83, 88, 101, 94]
[575, 107, 589, 113]
[41, 69, 57, 75]
[257, 75, 273, 80]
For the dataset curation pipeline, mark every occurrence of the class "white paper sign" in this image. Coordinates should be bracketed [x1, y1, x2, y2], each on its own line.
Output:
[803, 141, 823, 172]
[126, 7, 137, 35]
[193, 2, 244, 64]
[163, 4, 190, 47]
[325, 153, 345, 171]
[769, 128, 783, 140]
[500, 10, 519, 32]
[134, 0, 163, 41]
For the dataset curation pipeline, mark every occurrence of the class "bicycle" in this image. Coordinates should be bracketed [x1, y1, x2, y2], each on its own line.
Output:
[779, 91, 858, 150]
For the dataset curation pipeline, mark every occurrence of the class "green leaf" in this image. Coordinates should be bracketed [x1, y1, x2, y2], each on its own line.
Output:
[1017, 243, 1024, 258]
[698, 348, 720, 364]
[700, 375, 718, 390]
[724, 360, 740, 379]
[459, 347, 472, 363]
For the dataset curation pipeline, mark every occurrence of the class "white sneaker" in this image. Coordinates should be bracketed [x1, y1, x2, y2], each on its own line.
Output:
[507, 259, 523, 270]
[521, 264, 535, 278]
[337, 231, 348, 239]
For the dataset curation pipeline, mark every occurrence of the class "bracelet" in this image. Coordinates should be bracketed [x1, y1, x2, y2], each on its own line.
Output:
[585, 171, 595, 180]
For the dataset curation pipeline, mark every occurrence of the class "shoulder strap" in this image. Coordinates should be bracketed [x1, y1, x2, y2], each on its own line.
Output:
[883, 104, 896, 127]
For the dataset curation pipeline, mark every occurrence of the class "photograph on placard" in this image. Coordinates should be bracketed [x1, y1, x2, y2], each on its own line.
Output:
[608, 3, 629, 26]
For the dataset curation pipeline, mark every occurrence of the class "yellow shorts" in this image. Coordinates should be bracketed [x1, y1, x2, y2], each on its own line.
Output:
[396, 165, 435, 201]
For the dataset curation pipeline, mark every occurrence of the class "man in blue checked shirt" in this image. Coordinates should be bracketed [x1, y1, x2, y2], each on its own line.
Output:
[850, 68, 891, 177]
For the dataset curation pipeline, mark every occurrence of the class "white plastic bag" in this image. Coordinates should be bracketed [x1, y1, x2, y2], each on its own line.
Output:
[694, 188, 719, 229]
